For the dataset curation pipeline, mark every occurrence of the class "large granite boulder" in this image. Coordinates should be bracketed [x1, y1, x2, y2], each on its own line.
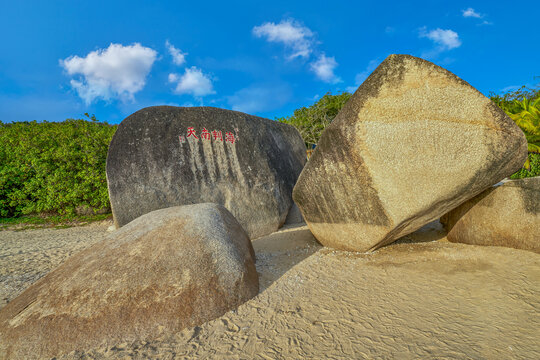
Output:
[107, 106, 306, 239]
[293, 54, 528, 252]
[441, 177, 539, 253]
[0, 203, 258, 359]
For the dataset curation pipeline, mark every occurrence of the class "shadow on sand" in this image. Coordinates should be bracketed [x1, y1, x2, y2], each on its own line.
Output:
[252, 219, 450, 292]
[251, 223, 321, 292]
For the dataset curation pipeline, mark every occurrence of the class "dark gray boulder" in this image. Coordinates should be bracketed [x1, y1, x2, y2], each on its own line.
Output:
[0, 203, 259, 359]
[106, 106, 306, 239]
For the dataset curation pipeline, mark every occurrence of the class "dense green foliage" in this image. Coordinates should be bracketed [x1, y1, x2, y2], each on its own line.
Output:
[490, 85, 540, 177]
[277, 92, 352, 148]
[0, 115, 117, 217]
[510, 153, 540, 179]
[1, 85, 538, 219]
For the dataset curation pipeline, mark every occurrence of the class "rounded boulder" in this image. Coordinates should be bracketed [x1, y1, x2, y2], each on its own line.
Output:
[0, 203, 258, 359]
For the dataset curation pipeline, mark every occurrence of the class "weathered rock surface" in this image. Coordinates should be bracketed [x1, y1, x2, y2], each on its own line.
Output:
[284, 203, 305, 225]
[441, 177, 540, 253]
[293, 54, 528, 252]
[0, 203, 258, 359]
[107, 106, 306, 239]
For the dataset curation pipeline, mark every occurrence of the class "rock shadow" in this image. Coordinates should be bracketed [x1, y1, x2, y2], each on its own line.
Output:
[389, 219, 448, 246]
[252, 223, 322, 293]
[252, 219, 451, 293]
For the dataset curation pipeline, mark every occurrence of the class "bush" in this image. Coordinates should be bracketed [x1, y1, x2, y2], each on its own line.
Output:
[277, 92, 352, 149]
[0, 115, 117, 217]
[510, 153, 540, 179]
[490, 84, 540, 177]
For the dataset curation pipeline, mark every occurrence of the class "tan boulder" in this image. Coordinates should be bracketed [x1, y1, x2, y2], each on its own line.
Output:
[0, 203, 258, 359]
[293, 54, 528, 252]
[441, 177, 539, 253]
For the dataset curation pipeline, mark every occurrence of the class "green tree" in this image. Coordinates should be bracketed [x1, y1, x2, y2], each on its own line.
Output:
[0, 115, 117, 217]
[277, 92, 352, 149]
[490, 83, 540, 174]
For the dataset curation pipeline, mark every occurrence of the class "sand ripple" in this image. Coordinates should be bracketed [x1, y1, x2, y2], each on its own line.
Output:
[2, 221, 539, 359]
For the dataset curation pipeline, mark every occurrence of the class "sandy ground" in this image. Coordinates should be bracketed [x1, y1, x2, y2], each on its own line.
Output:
[1, 220, 539, 359]
[0, 222, 111, 308]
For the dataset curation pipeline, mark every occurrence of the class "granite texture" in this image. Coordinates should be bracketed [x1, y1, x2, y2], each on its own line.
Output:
[441, 177, 539, 253]
[0, 204, 258, 359]
[106, 106, 306, 239]
[293, 54, 528, 252]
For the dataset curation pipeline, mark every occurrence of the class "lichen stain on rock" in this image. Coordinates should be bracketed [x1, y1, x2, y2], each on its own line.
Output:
[107, 106, 305, 239]
[293, 54, 528, 252]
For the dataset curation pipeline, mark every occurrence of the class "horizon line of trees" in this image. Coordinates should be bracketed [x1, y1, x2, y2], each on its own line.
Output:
[1, 85, 538, 218]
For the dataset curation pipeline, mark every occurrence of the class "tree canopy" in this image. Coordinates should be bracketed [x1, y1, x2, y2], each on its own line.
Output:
[277, 92, 352, 149]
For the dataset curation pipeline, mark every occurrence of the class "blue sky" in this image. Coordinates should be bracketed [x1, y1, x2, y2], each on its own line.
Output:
[1, 0, 538, 124]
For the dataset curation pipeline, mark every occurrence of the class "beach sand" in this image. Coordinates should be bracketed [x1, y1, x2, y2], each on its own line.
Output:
[1, 220, 539, 359]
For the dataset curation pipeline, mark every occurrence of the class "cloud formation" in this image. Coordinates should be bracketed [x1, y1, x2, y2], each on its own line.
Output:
[166, 40, 187, 66]
[310, 54, 341, 83]
[168, 66, 215, 97]
[253, 17, 342, 83]
[60, 43, 157, 104]
[252, 19, 314, 59]
[420, 28, 461, 50]
[419, 27, 461, 59]
[462, 8, 482, 18]
[462, 8, 492, 25]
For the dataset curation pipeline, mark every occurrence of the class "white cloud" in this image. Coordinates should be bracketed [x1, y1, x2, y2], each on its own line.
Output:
[419, 27, 461, 59]
[227, 83, 292, 113]
[60, 43, 157, 104]
[462, 8, 482, 18]
[346, 58, 380, 92]
[253, 18, 314, 59]
[168, 66, 215, 97]
[420, 28, 461, 50]
[309, 54, 341, 83]
[166, 40, 187, 66]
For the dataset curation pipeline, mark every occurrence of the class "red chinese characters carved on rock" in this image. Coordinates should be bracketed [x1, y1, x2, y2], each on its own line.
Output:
[225, 132, 236, 144]
[212, 130, 223, 141]
[201, 128, 211, 140]
[187, 127, 198, 139]
[182, 127, 237, 144]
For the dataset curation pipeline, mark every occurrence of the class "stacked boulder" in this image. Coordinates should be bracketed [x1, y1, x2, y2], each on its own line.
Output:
[0, 203, 258, 359]
[293, 54, 528, 252]
[0, 54, 534, 359]
[441, 177, 539, 253]
[106, 106, 306, 239]
[1, 104, 308, 358]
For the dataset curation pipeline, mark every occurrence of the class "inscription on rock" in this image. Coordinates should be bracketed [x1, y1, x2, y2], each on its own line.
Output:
[106, 106, 306, 239]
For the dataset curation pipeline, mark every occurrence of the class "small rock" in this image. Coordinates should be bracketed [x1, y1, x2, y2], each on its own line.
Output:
[441, 176, 539, 253]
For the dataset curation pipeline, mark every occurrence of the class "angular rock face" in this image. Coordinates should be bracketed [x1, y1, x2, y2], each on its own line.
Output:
[293, 54, 528, 252]
[107, 106, 306, 239]
[441, 177, 539, 253]
[0, 203, 258, 359]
